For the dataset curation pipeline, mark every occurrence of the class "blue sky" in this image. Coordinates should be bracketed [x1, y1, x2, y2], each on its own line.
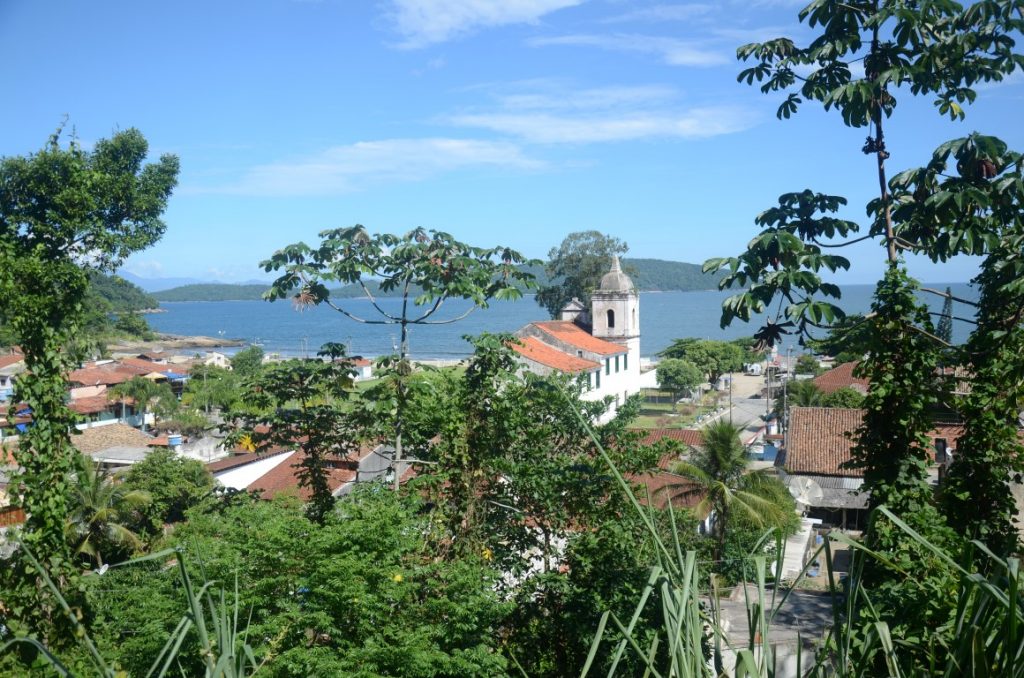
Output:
[2, 0, 1021, 284]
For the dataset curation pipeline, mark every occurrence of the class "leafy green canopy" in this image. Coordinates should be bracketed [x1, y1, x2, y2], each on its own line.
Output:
[536, 230, 628, 319]
[659, 338, 745, 385]
[0, 126, 177, 642]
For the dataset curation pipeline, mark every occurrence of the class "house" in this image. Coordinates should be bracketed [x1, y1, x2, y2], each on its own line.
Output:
[70, 421, 169, 470]
[812, 361, 870, 395]
[352, 358, 374, 382]
[777, 407, 965, 529]
[0, 350, 25, 402]
[208, 442, 393, 500]
[511, 256, 642, 423]
[202, 351, 231, 369]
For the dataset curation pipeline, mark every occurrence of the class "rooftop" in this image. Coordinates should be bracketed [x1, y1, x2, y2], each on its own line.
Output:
[71, 423, 165, 456]
[813, 361, 869, 395]
[532, 321, 627, 356]
[510, 336, 600, 373]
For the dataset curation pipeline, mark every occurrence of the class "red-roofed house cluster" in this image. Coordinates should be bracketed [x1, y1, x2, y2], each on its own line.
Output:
[510, 256, 642, 423]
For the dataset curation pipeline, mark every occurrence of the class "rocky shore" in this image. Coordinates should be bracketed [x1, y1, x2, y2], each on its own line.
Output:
[107, 333, 246, 353]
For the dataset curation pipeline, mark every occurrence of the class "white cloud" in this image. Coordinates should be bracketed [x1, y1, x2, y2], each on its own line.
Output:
[189, 138, 540, 196]
[121, 260, 164, 277]
[451, 107, 755, 143]
[529, 33, 727, 66]
[602, 3, 715, 24]
[385, 0, 584, 49]
[447, 83, 757, 143]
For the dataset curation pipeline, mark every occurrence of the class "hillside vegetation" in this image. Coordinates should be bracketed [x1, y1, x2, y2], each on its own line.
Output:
[152, 258, 723, 301]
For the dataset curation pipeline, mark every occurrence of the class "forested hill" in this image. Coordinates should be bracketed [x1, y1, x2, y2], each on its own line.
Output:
[152, 258, 724, 302]
[89, 272, 160, 311]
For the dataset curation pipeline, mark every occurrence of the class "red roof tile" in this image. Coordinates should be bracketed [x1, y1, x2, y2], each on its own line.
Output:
[68, 367, 134, 386]
[206, 452, 266, 472]
[532, 321, 627, 356]
[69, 395, 119, 415]
[510, 337, 600, 373]
[813, 362, 869, 395]
[0, 354, 24, 370]
[637, 428, 704, 449]
[784, 407, 968, 478]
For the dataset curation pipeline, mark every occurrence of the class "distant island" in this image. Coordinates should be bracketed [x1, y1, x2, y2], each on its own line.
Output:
[152, 259, 725, 302]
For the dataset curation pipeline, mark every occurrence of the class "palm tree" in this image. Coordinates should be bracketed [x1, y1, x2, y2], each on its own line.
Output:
[670, 420, 792, 560]
[65, 458, 151, 567]
[109, 376, 176, 432]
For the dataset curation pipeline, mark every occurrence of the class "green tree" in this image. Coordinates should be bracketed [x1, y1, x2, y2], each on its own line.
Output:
[123, 448, 216, 534]
[109, 376, 176, 433]
[231, 347, 359, 523]
[535, 230, 628, 319]
[263, 226, 535, 490]
[184, 363, 241, 414]
[65, 458, 152, 567]
[659, 338, 744, 386]
[0, 126, 177, 641]
[113, 310, 154, 339]
[229, 344, 264, 379]
[794, 353, 821, 376]
[670, 420, 793, 561]
[656, 358, 702, 411]
[824, 386, 865, 409]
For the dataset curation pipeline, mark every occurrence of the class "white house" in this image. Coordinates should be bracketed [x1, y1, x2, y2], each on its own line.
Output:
[512, 256, 643, 423]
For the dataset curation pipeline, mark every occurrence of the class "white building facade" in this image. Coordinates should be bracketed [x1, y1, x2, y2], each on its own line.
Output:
[513, 256, 642, 423]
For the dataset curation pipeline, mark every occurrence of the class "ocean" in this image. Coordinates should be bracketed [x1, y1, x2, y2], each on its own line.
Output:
[146, 284, 978, 360]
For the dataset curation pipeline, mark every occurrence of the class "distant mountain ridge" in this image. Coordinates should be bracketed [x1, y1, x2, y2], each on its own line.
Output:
[151, 258, 724, 302]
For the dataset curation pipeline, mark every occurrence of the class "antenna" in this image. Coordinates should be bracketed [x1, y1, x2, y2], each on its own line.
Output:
[788, 476, 824, 507]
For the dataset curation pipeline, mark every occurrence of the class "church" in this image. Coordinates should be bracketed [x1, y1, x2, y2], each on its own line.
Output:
[511, 256, 642, 423]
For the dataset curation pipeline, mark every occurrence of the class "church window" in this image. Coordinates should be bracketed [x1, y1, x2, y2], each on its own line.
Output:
[595, 370, 601, 388]
[624, 353, 628, 370]
[615, 355, 620, 372]
[605, 358, 610, 375]
[607, 309, 615, 328]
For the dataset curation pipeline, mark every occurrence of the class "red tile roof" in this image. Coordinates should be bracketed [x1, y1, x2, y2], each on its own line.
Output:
[206, 451, 266, 472]
[68, 367, 135, 386]
[784, 407, 968, 478]
[532, 321, 627, 356]
[0, 354, 24, 370]
[69, 395, 119, 415]
[637, 428, 704, 449]
[250, 449, 369, 501]
[510, 336, 600, 373]
[813, 362, 869, 395]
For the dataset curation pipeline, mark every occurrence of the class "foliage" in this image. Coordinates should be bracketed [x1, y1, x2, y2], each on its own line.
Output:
[262, 225, 536, 490]
[185, 364, 242, 414]
[89, 271, 159, 312]
[0, 125, 177, 641]
[659, 338, 744, 385]
[70, 488, 511, 677]
[123, 448, 216, 534]
[230, 348, 359, 523]
[536, 230, 628, 319]
[65, 457, 152, 568]
[670, 420, 796, 561]
[109, 376, 177, 433]
[656, 358, 702, 410]
[795, 353, 822, 375]
[112, 310, 154, 339]
[229, 344, 264, 379]
[824, 386, 865, 409]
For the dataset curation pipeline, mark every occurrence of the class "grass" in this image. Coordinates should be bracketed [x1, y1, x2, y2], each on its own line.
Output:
[635, 390, 725, 429]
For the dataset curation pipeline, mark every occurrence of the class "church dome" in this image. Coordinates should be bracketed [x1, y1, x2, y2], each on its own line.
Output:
[599, 255, 634, 292]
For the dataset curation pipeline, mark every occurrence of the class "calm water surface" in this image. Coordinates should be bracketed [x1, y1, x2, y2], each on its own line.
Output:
[147, 284, 977, 359]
